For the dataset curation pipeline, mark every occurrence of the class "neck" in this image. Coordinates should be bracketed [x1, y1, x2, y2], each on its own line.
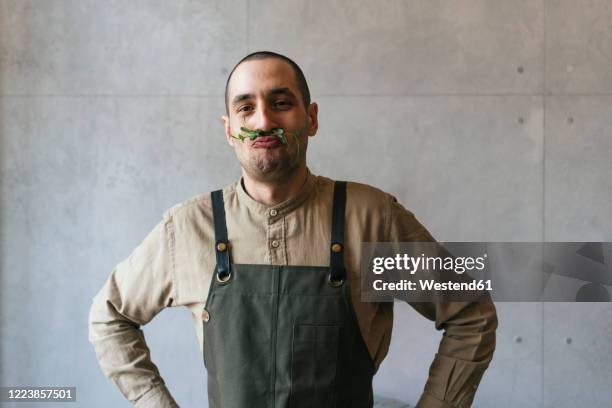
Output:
[242, 165, 309, 206]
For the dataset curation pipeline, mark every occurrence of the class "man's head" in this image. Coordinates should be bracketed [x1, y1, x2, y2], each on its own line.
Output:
[221, 51, 318, 183]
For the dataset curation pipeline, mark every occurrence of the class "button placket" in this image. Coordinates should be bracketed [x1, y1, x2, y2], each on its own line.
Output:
[267, 212, 285, 264]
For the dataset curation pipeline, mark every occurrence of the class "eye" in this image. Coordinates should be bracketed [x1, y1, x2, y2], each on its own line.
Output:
[274, 100, 291, 109]
[237, 105, 253, 113]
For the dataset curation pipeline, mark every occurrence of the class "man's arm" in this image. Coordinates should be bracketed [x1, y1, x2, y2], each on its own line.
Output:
[88, 212, 179, 408]
[409, 296, 497, 408]
[387, 197, 498, 408]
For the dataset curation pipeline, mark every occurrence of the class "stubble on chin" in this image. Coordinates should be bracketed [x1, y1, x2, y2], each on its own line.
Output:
[247, 152, 295, 182]
[235, 145, 297, 182]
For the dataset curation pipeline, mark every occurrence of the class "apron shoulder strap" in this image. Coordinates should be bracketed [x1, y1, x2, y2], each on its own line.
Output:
[330, 181, 347, 282]
[211, 189, 231, 280]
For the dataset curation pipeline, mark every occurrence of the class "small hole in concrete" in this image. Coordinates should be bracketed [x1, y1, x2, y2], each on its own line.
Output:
[517, 66, 524, 74]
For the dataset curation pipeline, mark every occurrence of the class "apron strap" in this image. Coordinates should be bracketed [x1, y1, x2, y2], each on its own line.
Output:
[211, 189, 231, 280]
[330, 181, 347, 282]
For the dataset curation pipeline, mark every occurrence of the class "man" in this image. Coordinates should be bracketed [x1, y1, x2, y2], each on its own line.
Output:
[89, 51, 497, 408]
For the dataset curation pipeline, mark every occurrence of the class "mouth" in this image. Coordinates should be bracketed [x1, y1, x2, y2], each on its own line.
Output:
[252, 136, 282, 148]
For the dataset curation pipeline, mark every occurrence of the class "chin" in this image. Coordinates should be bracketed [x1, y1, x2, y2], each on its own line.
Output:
[247, 157, 299, 182]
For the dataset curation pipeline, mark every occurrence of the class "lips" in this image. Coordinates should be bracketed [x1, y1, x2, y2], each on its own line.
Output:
[252, 136, 282, 148]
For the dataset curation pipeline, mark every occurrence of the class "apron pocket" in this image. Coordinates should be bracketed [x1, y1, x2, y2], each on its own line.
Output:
[290, 324, 340, 408]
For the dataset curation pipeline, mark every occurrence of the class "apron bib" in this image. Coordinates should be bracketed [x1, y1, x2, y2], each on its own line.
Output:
[202, 181, 375, 408]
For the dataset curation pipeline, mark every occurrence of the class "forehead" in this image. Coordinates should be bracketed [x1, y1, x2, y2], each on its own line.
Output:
[228, 58, 298, 98]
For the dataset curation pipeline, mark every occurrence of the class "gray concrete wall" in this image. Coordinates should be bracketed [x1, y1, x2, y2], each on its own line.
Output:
[1, 1, 611, 407]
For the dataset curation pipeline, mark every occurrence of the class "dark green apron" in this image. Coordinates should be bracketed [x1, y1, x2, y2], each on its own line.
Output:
[202, 181, 375, 408]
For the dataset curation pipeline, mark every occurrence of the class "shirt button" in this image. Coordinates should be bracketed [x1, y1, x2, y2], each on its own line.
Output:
[271, 240, 280, 248]
[269, 209, 278, 217]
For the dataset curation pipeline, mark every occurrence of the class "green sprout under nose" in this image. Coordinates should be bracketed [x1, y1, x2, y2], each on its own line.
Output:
[231, 126, 302, 159]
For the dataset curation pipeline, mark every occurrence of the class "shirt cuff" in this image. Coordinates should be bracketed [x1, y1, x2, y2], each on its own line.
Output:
[134, 383, 179, 408]
[416, 392, 455, 408]
[418, 353, 488, 408]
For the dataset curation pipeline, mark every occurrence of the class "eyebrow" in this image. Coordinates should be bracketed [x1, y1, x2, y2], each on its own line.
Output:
[268, 87, 295, 98]
[231, 87, 296, 107]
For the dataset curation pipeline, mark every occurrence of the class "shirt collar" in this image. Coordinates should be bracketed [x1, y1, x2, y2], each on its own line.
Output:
[236, 168, 317, 217]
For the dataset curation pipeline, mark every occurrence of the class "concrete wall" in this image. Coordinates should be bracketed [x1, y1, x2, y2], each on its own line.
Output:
[1, 1, 611, 407]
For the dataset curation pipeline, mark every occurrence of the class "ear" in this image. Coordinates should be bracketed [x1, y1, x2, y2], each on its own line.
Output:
[306, 102, 318, 137]
[221, 115, 235, 147]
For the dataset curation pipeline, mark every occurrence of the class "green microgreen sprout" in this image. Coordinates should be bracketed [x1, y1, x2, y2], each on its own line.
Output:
[230, 126, 302, 160]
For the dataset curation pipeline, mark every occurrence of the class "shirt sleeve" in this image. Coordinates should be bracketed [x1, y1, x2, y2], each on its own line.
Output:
[88, 211, 180, 408]
[386, 196, 498, 408]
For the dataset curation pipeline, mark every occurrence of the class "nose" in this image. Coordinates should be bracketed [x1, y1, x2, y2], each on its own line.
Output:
[247, 103, 276, 132]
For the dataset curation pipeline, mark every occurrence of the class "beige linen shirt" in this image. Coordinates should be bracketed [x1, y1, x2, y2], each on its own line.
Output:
[88, 171, 497, 408]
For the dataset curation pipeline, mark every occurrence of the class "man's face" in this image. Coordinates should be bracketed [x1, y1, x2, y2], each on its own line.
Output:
[222, 58, 318, 182]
